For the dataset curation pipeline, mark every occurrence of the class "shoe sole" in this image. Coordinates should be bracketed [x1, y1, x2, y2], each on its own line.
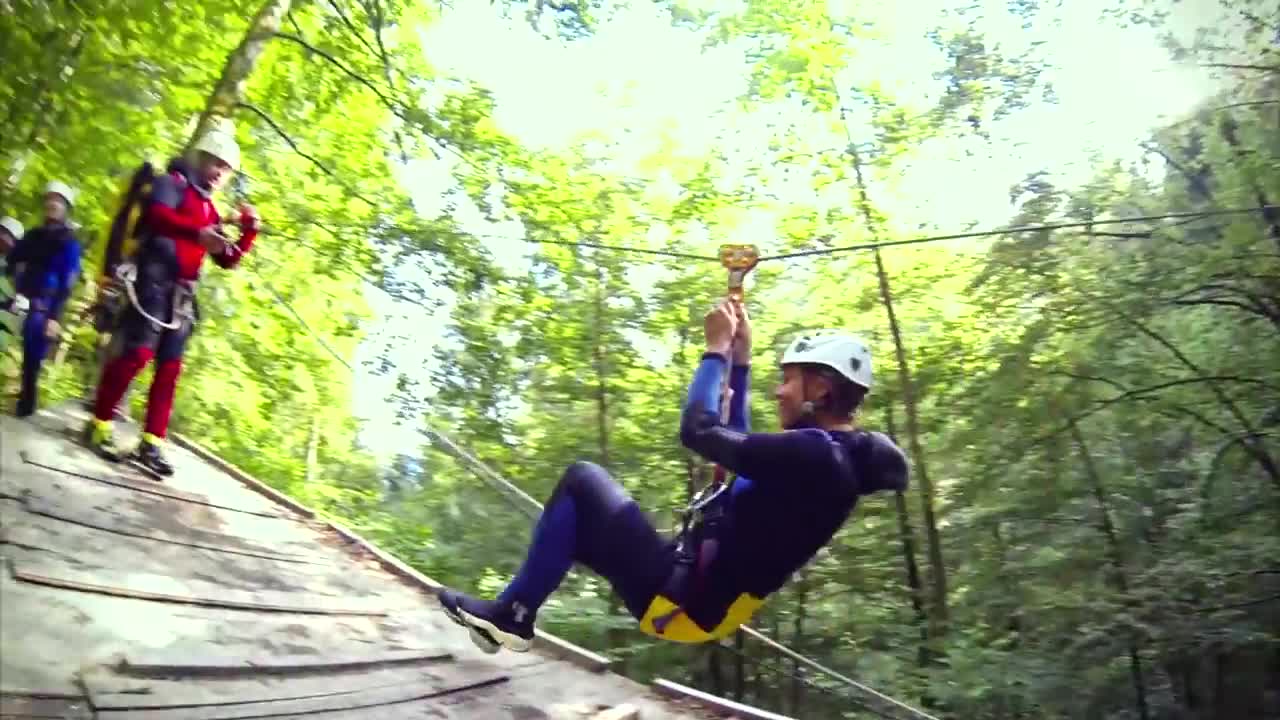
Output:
[439, 600, 532, 653]
[439, 601, 500, 654]
[457, 609, 533, 653]
[128, 459, 171, 482]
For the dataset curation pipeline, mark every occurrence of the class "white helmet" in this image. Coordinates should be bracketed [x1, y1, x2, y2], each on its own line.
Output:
[0, 216, 23, 240]
[192, 124, 241, 171]
[780, 330, 873, 389]
[44, 180, 75, 206]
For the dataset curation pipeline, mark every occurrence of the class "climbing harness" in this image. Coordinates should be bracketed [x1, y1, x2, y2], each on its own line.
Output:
[113, 263, 181, 331]
[652, 243, 759, 636]
[103, 165, 249, 334]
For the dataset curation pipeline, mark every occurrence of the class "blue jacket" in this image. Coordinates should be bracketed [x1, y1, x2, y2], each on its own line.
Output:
[5, 222, 82, 320]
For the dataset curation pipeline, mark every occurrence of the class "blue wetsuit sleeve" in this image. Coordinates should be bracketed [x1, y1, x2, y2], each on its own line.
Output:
[46, 238, 81, 320]
[727, 364, 750, 431]
[681, 363, 846, 491]
[685, 352, 725, 418]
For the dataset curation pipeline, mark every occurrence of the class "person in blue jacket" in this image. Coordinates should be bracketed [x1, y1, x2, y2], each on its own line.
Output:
[437, 297, 910, 653]
[5, 181, 83, 417]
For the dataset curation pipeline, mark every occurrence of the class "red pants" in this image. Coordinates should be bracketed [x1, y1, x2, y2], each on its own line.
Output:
[93, 347, 182, 437]
[93, 285, 191, 437]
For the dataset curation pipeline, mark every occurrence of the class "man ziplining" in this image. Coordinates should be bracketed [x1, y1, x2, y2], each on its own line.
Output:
[84, 119, 261, 475]
[437, 295, 910, 653]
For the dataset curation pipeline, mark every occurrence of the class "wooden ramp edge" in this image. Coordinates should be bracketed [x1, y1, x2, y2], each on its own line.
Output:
[170, 432, 614, 674]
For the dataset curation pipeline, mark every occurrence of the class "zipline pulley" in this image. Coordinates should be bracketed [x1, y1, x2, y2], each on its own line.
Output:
[718, 244, 759, 303]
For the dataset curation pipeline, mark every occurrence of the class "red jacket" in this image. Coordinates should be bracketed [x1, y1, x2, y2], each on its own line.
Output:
[145, 169, 256, 281]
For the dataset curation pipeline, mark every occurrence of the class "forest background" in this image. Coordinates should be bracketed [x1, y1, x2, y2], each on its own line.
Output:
[1, 0, 1277, 717]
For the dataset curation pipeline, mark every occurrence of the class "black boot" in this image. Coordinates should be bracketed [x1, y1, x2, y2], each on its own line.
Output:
[132, 437, 174, 477]
[15, 393, 35, 418]
[437, 588, 535, 654]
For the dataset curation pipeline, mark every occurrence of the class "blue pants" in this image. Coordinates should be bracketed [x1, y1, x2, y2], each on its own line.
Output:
[499, 462, 676, 620]
[17, 309, 52, 416]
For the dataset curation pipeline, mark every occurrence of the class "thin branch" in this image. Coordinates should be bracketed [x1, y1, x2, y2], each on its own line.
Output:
[273, 31, 399, 106]
[323, 0, 381, 58]
[236, 101, 378, 207]
[1088, 230, 1153, 239]
[1122, 315, 1259, 433]
[273, 30, 453, 163]
[1199, 63, 1280, 72]
[1211, 99, 1280, 112]
[1195, 592, 1280, 613]
[1031, 376, 1266, 445]
[1050, 370, 1236, 435]
[369, 0, 409, 163]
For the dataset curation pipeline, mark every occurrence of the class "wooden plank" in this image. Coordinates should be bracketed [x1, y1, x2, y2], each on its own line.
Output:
[48, 423, 176, 487]
[20, 496, 325, 565]
[94, 673, 510, 720]
[160, 441, 615, 675]
[0, 692, 91, 719]
[88, 657, 544, 711]
[593, 705, 641, 720]
[327, 519, 613, 673]
[171, 434, 316, 519]
[419, 663, 638, 720]
[326, 521, 442, 591]
[8, 558, 391, 617]
[116, 649, 454, 679]
[17, 450, 286, 520]
[652, 680, 794, 720]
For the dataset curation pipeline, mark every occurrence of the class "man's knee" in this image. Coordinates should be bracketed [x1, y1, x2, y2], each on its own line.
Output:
[112, 345, 156, 372]
[559, 461, 609, 492]
[154, 328, 191, 364]
[557, 461, 633, 514]
[153, 357, 182, 382]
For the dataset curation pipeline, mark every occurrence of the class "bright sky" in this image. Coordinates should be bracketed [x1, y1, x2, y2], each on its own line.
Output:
[350, 0, 1224, 462]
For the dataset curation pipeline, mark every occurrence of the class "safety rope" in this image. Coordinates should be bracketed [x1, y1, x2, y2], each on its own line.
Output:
[115, 263, 181, 330]
[283, 203, 1275, 268]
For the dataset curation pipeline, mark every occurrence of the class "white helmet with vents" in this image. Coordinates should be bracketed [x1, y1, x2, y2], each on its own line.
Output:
[44, 180, 75, 206]
[0, 216, 23, 240]
[192, 120, 241, 171]
[781, 330, 873, 389]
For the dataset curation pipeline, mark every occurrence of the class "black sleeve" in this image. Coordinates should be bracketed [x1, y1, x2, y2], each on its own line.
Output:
[5, 230, 36, 276]
[861, 431, 910, 493]
[679, 407, 848, 490]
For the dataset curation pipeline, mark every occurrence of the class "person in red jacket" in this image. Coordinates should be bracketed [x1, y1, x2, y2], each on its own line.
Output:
[85, 121, 260, 475]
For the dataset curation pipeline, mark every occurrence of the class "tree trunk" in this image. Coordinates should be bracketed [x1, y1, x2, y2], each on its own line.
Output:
[837, 114, 948, 632]
[188, 0, 296, 146]
[734, 630, 746, 701]
[789, 572, 808, 715]
[591, 258, 628, 666]
[872, 242, 948, 631]
[884, 403, 930, 664]
[304, 413, 321, 485]
[706, 643, 725, 696]
[1069, 421, 1150, 720]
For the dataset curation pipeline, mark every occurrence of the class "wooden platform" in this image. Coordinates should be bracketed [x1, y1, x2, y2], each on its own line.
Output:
[0, 404, 762, 719]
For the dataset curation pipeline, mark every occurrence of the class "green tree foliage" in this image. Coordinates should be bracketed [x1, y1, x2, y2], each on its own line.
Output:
[2, 0, 1276, 718]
